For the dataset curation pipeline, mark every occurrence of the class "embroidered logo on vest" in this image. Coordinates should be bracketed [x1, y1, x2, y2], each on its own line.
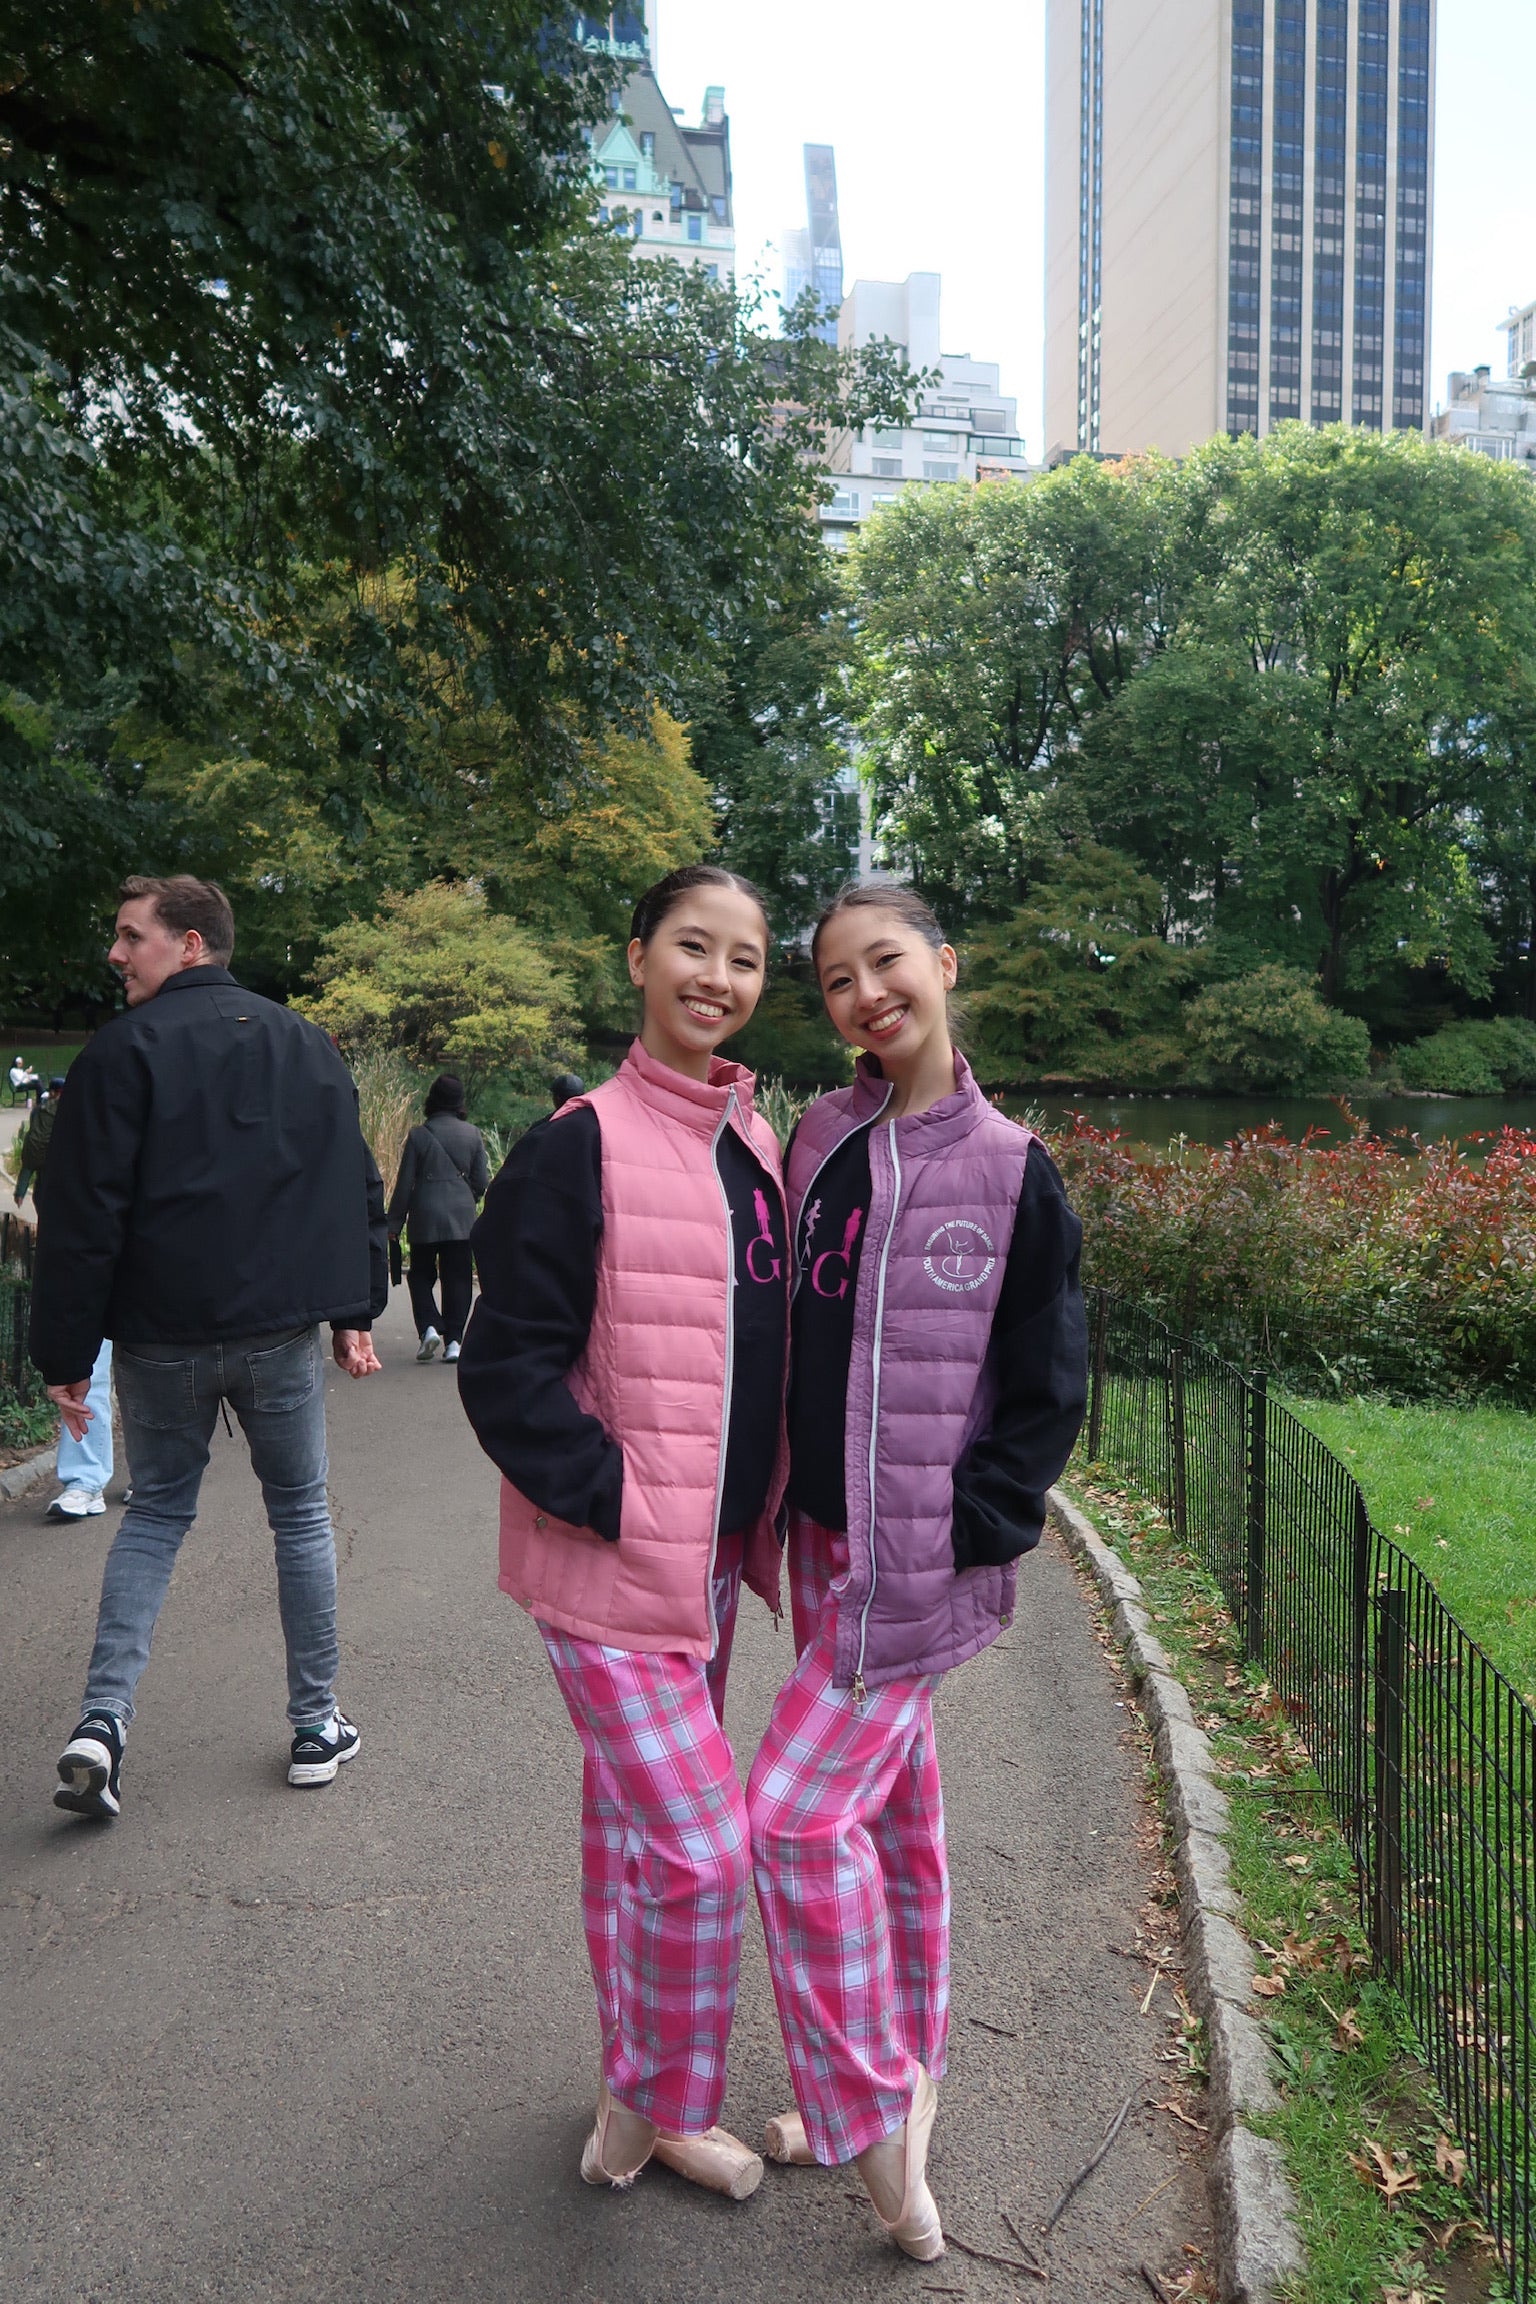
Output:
[922, 1218, 996, 1293]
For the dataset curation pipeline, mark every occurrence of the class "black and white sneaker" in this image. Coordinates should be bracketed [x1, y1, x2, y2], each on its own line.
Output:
[287, 1709, 361, 1788]
[55, 1713, 124, 1820]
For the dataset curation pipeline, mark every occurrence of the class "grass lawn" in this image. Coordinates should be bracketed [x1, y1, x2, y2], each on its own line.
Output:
[4, 1043, 86, 1098]
[1288, 1396, 1536, 1701]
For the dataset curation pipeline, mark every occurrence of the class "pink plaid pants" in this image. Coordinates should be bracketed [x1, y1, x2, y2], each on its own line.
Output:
[538, 1531, 749, 2137]
[747, 1513, 950, 2165]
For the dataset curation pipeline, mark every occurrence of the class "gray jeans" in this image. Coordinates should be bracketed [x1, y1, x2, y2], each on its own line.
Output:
[82, 1326, 339, 1730]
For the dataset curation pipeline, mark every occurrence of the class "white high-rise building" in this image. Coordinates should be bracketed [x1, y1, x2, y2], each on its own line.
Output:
[1045, 0, 1436, 461]
[1504, 299, 1536, 381]
[821, 274, 1033, 543]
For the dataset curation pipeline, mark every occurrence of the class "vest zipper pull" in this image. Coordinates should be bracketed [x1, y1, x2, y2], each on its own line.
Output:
[851, 1672, 867, 1707]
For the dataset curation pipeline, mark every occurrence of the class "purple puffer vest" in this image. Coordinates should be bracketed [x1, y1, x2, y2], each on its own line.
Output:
[787, 1054, 1038, 1691]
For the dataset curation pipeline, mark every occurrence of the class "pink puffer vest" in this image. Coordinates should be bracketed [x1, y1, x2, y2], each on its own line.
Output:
[498, 1039, 788, 1657]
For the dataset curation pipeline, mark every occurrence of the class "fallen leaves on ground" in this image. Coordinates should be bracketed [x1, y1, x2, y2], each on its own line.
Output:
[1434, 2133, 1468, 2187]
[1348, 2137, 1421, 2203]
[1332, 2004, 1365, 2051]
[1251, 1972, 1287, 1998]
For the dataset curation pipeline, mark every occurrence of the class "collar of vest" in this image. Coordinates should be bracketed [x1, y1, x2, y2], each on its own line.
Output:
[618, 1036, 759, 1136]
[846, 1050, 992, 1153]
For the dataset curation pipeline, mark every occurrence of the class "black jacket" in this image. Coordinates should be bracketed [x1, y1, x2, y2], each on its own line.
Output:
[29, 968, 388, 1384]
[387, 1113, 490, 1243]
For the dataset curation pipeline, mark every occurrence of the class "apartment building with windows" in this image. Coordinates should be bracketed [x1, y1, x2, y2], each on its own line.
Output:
[1044, 0, 1436, 460]
[1432, 366, 1536, 468]
[819, 274, 1033, 543]
[1504, 298, 1536, 380]
[578, 9, 734, 280]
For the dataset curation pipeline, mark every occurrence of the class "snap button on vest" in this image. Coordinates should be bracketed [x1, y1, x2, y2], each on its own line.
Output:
[535, 1514, 548, 1529]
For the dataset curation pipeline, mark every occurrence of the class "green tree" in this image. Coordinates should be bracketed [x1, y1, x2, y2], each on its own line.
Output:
[1081, 427, 1536, 1014]
[295, 881, 579, 1088]
[1183, 966, 1370, 1091]
[1, 6, 916, 1011]
[847, 458, 1174, 919]
[691, 589, 861, 943]
[963, 847, 1203, 1088]
[848, 427, 1536, 1052]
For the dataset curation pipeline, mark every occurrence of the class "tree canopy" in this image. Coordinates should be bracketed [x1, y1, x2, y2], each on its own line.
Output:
[1, 5, 913, 1021]
[849, 427, 1536, 1073]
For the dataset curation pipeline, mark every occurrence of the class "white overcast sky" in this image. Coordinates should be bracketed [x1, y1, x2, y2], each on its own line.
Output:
[653, 0, 1536, 458]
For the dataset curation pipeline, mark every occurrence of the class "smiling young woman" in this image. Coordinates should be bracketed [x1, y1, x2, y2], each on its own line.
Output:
[746, 880, 1089, 2262]
[457, 863, 790, 2204]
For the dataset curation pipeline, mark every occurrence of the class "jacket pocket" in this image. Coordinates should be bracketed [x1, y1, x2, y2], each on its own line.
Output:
[246, 1328, 320, 1414]
[115, 1348, 199, 1431]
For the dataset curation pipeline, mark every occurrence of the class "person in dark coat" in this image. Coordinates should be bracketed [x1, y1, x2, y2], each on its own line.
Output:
[31, 874, 388, 1823]
[14, 1075, 65, 1204]
[387, 1073, 489, 1364]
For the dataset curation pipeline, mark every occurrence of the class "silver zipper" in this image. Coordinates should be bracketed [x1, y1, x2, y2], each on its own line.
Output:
[704, 1093, 738, 1660]
[854, 1116, 902, 1699]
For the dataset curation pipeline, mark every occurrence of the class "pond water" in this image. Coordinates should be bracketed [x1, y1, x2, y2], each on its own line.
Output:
[998, 1091, 1536, 1157]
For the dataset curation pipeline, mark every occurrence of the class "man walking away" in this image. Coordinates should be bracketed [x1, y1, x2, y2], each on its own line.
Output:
[30, 876, 388, 1821]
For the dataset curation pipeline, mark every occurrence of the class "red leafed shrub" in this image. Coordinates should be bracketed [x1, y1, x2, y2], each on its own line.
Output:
[1044, 1109, 1536, 1400]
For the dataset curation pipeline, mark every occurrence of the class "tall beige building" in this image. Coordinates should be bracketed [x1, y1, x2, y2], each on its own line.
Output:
[1045, 0, 1435, 462]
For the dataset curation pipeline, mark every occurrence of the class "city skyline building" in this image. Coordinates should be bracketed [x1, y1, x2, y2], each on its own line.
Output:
[1432, 364, 1536, 467]
[1504, 297, 1536, 379]
[1045, 0, 1437, 461]
[782, 144, 845, 344]
[579, 9, 734, 280]
[821, 273, 1033, 543]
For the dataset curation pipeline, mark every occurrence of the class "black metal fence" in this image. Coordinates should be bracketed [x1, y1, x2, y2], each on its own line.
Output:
[1083, 1288, 1535, 2298]
[0, 1213, 36, 1409]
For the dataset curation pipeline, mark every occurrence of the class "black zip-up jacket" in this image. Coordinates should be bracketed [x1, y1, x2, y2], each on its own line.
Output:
[29, 967, 388, 1385]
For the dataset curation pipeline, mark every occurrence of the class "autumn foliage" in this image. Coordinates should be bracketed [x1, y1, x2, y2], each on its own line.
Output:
[1046, 1109, 1536, 1400]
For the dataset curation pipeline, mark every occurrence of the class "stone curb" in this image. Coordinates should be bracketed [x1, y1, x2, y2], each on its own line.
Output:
[1049, 1486, 1305, 2304]
[0, 1445, 54, 1501]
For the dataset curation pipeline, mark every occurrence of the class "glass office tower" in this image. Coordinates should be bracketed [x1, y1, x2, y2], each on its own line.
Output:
[1046, 0, 1436, 462]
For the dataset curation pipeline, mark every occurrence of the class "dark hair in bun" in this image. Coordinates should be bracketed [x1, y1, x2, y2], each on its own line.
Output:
[629, 864, 771, 949]
[811, 882, 947, 968]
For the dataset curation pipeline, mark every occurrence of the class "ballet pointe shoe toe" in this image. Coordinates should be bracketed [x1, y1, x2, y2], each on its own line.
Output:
[763, 2109, 816, 2165]
[580, 2080, 658, 2188]
[855, 2067, 944, 2262]
[652, 2126, 765, 2200]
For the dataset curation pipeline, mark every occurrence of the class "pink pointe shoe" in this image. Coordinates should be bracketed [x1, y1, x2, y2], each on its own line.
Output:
[854, 2066, 944, 2261]
[580, 2080, 658, 2189]
[652, 2126, 765, 2199]
[763, 2108, 816, 2165]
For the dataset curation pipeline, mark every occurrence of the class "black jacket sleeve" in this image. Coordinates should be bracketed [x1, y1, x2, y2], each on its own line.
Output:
[456, 1105, 623, 1541]
[361, 1137, 389, 1324]
[385, 1129, 420, 1235]
[950, 1142, 1089, 1572]
[29, 1036, 149, 1387]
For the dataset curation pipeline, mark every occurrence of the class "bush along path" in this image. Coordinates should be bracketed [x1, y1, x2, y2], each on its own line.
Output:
[1058, 1472, 1511, 2304]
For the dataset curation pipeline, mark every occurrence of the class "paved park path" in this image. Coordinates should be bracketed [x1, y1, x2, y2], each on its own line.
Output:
[1, 1290, 1210, 2304]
